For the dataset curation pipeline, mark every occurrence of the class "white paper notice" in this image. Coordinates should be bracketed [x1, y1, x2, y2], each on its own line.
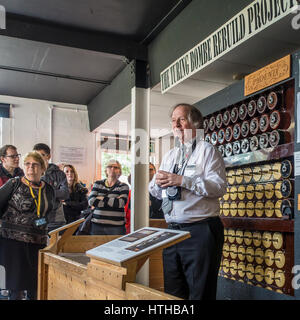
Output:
[294, 151, 300, 177]
[59, 146, 86, 165]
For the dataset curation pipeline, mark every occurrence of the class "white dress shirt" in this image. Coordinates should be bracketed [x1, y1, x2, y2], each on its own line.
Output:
[149, 138, 227, 224]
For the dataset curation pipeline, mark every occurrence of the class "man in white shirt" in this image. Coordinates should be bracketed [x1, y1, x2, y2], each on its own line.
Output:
[149, 103, 227, 300]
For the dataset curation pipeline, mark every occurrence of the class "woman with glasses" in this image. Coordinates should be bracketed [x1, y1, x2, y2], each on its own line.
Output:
[88, 159, 129, 235]
[0, 144, 24, 187]
[0, 151, 55, 300]
[62, 164, 88, 224]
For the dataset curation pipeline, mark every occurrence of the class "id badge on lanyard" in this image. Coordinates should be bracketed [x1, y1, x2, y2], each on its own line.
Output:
[174, 140, 197, 175]
[25, 180, 47, 227]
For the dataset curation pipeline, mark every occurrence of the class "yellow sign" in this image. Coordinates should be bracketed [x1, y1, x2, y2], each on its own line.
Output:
[244, 55, 290, 96]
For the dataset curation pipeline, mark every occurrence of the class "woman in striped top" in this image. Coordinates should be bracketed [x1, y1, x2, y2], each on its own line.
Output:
[88, 159, 129, 235]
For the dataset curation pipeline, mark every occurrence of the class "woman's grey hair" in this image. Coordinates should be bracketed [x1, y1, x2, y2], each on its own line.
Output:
[23, 151, 47, 172]
[169, 103, 204, 129]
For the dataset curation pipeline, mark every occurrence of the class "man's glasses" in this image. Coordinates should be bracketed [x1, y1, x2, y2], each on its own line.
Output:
[24, 162, 41, 169]
[5, 154, 21, 159]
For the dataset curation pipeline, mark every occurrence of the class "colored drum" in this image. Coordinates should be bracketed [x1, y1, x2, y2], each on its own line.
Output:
[259, 133, 269, 149]
[209, 116, 216, 131]
[241, 121, 250, 138]
[269, 110, 291, 130]
[250, 136, 259, 152]
[218, 129, 225, 144]
[241, 138, 250, 154]
[233, 123, 241, 140]
[223, 110, 231, 126]
[239, 104, 248, 121]
[259, 114, 270, 133]
[211, 131, 218, 146]
[230, 106, 239, 124]
[250, 117, 259, 135]
[257, 96, 267, 114]
[248, 100, 257, 117]
[216, 113, 223, 129]
[225, 126, 233, 142]
[269, 130, 291, 148]
[267, 91, 281, 110]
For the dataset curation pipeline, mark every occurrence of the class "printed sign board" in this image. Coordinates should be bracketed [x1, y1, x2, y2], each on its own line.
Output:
[86, 227, 190, 265]
[160, 0, 298, 93]
[244, 55, 291, 96]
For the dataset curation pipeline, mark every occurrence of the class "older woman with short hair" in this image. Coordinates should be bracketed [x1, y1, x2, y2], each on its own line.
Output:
[0, 151, 55, 300]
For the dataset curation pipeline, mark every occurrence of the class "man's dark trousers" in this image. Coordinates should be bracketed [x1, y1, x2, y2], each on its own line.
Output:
[163, 216, 224, 300]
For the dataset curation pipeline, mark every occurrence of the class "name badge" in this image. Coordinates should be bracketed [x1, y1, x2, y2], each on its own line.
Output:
[34, 217, 47, 227]
[185, 164, 196, 177]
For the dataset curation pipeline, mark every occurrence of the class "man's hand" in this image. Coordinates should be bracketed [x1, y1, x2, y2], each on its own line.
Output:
[96, 196, 104, 201]
[155, 170, 183, 188]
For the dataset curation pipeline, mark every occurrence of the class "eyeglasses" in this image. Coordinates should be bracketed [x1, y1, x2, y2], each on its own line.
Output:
[24, 162, 41, 169]
[171, 117, 188, 125]
[5, 154, 21, 159]
[107, 165, 120, 169]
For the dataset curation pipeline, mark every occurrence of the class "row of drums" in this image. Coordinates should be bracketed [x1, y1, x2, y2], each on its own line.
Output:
[224, 229, 283, 249]
[218, 130, 290, 157]
[222, 181, 293, 201]
[220, 260, 286, 289]
[206, 110, 291, 146]
[220, 199, 292, 218]
[221, 230, 287, 288]
[222, 245, 285, 268]
[204, 91, 283, 132]
[226, 160, 292, 185]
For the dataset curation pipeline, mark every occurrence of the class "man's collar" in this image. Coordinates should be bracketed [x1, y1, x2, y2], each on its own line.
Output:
[179, 136, 197, 150]
[1, 164, 17, 177]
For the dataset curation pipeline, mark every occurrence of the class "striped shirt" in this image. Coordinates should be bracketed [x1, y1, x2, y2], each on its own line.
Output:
[88, 179, 129, 226]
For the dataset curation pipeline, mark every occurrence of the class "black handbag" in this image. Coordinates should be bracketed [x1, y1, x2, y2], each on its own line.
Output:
[75, 208, 93, 235]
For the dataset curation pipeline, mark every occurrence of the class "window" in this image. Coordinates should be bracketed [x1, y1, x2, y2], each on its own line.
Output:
[0, 103, 9, 118]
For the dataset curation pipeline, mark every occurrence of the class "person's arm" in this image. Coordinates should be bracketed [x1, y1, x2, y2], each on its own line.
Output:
[65, 189, 88, 211]
[149, 173, 163, 200]
[0, 179, 15, 217]
[55, 171, 69, 201]
[149, 151, 173, 200]
[101, 185, 129, 209]
[88, 181, 104, 208]
[181, 146, 227, 198]
[155, 145, 227, 198]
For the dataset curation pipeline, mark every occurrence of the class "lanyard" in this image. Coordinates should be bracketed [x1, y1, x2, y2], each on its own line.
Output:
[24, 179, 42, 218]
[174, 139, 197, 175]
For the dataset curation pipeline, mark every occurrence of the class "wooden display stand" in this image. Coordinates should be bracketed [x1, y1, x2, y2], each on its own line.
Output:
[38, 219, 189, 300]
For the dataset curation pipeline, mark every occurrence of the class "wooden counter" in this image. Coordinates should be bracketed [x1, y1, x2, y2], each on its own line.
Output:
[37, 219, 181, 300]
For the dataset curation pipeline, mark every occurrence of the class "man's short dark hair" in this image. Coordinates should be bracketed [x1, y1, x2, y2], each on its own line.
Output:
[33, 143, 51, 155]
[0, 144, 17, 158]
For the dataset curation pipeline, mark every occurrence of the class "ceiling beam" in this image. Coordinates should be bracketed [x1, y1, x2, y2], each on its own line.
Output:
[0, 13, 148, 61]
[0, 64, 111, 85]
